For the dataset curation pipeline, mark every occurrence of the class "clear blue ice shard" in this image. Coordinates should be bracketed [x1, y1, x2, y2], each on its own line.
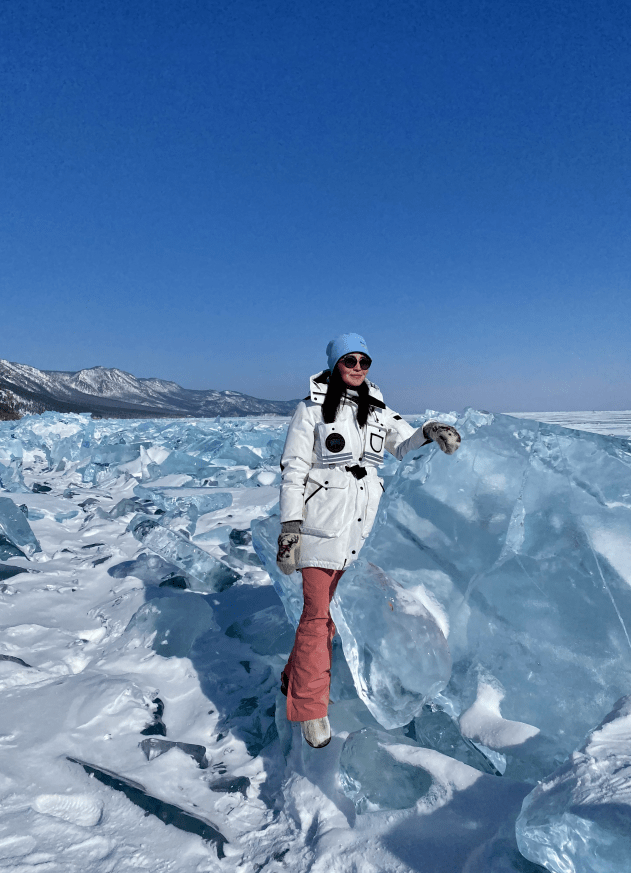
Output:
[0, 495, 41, 557]
[133, 484, 232, 516]
[128, 515, 239, 593]
[331, 562, 452, 729]
[123, 590, 219, 658]
[108, 552, 195, 589]
[0, 460, 29, 493]
[339, 728, 433, 812]
[144, 450, 217, 483]
[516, 695, 631, 873]
[413, 703, 501, 775]
[359, 409, 631, 778]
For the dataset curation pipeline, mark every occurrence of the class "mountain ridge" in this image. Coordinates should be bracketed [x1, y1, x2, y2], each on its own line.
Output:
[0, 359, 299, 419]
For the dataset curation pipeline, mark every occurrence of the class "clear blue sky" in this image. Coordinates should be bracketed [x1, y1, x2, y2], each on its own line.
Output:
[2, 0, 630, 412]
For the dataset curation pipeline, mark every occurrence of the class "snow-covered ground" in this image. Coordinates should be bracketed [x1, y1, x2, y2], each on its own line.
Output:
[0, 410, 629, 873]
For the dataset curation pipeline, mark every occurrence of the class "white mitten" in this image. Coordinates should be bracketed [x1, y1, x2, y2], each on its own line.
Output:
[422, 421, 461, 454]
[277, 521, 301, 575]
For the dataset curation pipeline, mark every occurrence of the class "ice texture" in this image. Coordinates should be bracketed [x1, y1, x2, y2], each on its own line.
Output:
[108, 497, 148, 518]
[225, 605, 295, 656]
[516, 695, 631, 873]
[0, 460, 29, 493]
[108, 552, 193, 587]
[133, 484, 233, 516]
[339, 728, 433, 812]
[0, 495, 41, 557]
[67, 756, 227, 857]
[123, 590, 219, 658]
[356, 409, 631, 777]
[215, 468, 248, 487]
[0, 412, 287, 500]
[413, 702, 501, 776]
[331, 562, 452, 729]
[128, 515, 239, 593]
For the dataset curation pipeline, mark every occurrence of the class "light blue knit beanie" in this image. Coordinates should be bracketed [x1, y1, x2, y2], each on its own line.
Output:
[326, 333, 370, 373]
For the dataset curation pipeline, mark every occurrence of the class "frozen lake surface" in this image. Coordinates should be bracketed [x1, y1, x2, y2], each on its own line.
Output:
[0, 409, 629, 873]
[507, 410, 631, 437]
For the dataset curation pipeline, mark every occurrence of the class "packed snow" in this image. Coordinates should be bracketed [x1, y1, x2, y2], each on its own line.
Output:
[1, 409, 630, 873]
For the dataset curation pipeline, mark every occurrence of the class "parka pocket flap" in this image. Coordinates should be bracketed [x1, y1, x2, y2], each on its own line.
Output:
[306, 467, 349, 489]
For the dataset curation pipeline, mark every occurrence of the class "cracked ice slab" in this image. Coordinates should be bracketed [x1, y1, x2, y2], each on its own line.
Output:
[0, 496, 41, 557]
[516, 694, 631, 873]
[331, 562, 452, 729]
[133, 484, 233, 516]
[358, 408, 631, 780]
[127, 515, 239, 593]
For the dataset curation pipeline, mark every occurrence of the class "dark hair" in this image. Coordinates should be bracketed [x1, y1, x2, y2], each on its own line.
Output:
[322, 366, 370, 428]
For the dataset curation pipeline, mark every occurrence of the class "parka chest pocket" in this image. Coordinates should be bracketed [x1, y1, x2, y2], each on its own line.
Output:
[315, 421, 355, 466]
[363, 423, 387, 467]
[302, 467, 352, 538]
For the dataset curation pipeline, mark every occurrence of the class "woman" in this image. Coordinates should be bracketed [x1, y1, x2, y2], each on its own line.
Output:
[276, 333, 460, 748]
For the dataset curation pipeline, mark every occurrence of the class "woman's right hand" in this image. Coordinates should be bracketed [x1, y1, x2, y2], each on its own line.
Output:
[422, 421, 461, 454]
[277, 521, 301, 575]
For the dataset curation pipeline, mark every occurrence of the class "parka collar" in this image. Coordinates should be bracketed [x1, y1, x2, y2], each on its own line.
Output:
[308, 371, 385, 407]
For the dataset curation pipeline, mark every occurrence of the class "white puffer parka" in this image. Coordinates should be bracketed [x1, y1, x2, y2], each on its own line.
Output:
[279, 371, 429, 571]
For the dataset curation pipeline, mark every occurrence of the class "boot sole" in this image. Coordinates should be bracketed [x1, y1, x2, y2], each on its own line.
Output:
[303, 734, 331, 749]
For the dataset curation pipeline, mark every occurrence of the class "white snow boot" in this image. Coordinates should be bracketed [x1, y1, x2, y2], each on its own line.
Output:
[301, 717, 331, 748]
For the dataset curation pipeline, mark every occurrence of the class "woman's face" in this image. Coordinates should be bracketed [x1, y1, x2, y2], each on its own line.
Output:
[337, 354, 370, 388]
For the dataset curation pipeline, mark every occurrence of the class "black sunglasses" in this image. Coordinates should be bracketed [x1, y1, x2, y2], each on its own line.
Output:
[340, 354, 371, 370]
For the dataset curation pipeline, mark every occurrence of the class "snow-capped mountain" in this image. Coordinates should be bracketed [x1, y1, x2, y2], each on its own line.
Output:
[0, 360, 299, 418]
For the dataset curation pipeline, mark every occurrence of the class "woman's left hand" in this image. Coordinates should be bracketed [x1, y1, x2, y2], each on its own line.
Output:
[422, 421, 461, 454]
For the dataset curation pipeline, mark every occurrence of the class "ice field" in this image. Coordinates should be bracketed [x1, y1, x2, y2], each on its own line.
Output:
[1, 409, 630, 873]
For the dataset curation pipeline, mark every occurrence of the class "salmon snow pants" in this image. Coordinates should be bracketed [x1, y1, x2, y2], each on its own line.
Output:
[283, 567, 345, 722]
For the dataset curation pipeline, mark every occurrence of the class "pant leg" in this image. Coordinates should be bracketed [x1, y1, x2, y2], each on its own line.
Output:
[284, 569, 344, 678]
[284, 567, 344, 722]
[326, 570, 344, 670]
